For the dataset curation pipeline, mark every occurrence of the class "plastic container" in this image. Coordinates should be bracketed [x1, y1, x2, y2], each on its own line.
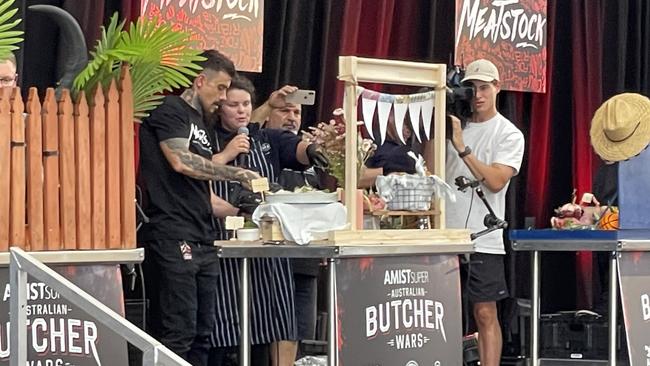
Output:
[237, 228, 260, 241]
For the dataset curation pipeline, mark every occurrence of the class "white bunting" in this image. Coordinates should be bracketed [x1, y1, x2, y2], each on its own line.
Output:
[421, 97, 435, 140]
[393, 98, 408, 144]
[408, 100, 423, 143]
[361, 95, 377, 141]
[377, 95, 393, 145]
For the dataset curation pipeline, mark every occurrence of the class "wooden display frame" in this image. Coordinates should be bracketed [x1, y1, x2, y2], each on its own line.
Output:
[332, 56, 468, 244]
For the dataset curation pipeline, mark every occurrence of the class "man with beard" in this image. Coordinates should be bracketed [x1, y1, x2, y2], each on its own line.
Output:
[138, 49, 259, 365]
[253, 86, 323, 363]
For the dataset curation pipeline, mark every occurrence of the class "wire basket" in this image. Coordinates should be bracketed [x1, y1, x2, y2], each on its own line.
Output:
[376, 175, 436, 211]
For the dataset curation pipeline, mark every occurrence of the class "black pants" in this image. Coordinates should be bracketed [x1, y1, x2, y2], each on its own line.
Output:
[209, 344, 270, 365]
[294, 274, 318, 340]
[143, 240, 220, 366]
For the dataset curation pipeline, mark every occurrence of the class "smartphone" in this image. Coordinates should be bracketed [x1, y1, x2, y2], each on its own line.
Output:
[285, 89, 316, 105]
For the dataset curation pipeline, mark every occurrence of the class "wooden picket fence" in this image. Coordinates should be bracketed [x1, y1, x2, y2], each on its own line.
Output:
[0, 67, 136, 251]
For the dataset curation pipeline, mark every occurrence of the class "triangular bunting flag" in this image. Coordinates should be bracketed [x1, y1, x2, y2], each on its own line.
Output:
[393, 97, 408, 144]
[361, 92, 378, 141]
[408, 100, 423, 142]
[377, 94, 393, 145]
[421, 97, 434, 140]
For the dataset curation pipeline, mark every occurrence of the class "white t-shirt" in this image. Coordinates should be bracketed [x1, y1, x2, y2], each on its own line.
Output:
[445, 113, 525, 254]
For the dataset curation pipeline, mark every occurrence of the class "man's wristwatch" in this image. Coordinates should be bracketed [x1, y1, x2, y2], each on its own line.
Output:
[458, 146, 472, 158]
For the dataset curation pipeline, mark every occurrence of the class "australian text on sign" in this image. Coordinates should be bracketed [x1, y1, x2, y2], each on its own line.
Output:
[456, 0, 547, 50]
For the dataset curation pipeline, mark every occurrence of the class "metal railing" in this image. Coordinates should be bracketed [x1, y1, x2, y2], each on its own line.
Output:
[9, 247, 190, 366]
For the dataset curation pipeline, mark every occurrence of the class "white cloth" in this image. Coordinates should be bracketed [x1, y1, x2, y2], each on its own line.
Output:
[252, 202, 348, 245]
[445, 113, 525, 254]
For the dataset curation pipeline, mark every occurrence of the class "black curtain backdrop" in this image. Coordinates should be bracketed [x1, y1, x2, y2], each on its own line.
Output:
[239, 0, 344, 128]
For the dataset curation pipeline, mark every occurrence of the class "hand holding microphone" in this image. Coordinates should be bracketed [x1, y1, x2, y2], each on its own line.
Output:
[222, 126, 250, 166]
[235, 126, 250, 168]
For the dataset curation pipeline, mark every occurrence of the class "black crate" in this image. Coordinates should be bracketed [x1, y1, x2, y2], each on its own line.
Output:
[540, 313, 624, 360]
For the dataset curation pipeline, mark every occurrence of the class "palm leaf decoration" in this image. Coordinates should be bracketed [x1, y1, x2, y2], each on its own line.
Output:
[0, 0, 24, 61]
[73, 13, 205, 121]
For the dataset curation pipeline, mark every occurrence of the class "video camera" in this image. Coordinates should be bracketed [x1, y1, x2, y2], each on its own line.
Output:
[445, 65, 475, 139]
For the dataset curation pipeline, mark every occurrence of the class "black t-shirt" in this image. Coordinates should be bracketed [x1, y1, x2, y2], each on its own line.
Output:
[365, 140, 416, 175]
[138, 95, 218, 242]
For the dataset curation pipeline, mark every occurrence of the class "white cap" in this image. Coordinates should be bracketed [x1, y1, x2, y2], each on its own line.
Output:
[461, 59, 500, 83]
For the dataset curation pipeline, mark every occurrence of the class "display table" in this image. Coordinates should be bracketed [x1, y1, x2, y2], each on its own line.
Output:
[215, 240, 473, 366]
[2, 248, 144, 366]
[510, 229, 650, 366]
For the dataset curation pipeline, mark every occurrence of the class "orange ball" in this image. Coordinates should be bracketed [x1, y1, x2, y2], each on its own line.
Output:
[599, 210, 619, 230]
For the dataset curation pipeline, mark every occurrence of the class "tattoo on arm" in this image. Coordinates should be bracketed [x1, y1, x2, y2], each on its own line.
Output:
[160, 138, 241, 181]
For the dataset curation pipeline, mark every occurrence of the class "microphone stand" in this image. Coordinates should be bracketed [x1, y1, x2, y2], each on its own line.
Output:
[455, 176, 508, 241]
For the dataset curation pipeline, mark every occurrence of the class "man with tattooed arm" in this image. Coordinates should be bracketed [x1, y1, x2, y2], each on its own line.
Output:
[137, 50, 259, 365]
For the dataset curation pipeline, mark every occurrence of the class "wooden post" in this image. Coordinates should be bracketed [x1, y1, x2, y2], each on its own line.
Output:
[90, 87, 106, 249]
[0, 88, 10, 250]
[9, 88, 26, 248]
[75, 92, 92, 249]
[119, 67, 136, 249]
[105, 80, 121, 248]
[42, 88, 60, 250]
[432, 64, 447, 229]
[58, 90, 76, 249]
[338, 56, 359, 231]
[26, 88, 44, 251]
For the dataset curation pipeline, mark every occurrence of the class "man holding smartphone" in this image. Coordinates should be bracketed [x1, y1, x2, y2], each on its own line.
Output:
[252, 85, 322, 364]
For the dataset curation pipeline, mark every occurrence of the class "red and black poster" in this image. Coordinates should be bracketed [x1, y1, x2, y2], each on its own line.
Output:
[618, 251, 650, 366]
[336, 255, 462, 366]
[0, 265, 128, 365]
[141, 0, 265, 72]
[454, 0, 548, 93]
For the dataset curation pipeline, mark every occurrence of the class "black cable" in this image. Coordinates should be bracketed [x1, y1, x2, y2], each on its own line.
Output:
[138, 263, 147, 332]
[464, 188, 475, 229]
[463, 188, 474, 337]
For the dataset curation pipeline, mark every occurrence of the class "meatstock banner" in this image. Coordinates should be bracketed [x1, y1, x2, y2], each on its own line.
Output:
[336, 255, 462, 366]
[618, 251, 650, 366]
[0, 265, 128, 366]
[142, 0, 264, 72]
[454, 0, 548, 93]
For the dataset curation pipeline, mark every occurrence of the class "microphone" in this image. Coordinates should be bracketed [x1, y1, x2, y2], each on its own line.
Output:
[236, 126, 249, 168]
[454, 175, 480, 192]
[484, 215, 508, 229]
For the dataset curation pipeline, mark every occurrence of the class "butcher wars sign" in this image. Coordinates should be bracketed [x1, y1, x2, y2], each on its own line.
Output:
[618, 251, 650, 366]
[336, 255, 462, 366]
[0, 266, 127, 366]
[454, 0, 548, 93]
[142, 0, 264, 72]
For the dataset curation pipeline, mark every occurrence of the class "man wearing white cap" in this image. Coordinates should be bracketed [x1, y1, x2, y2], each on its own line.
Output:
[445, 59, 525, 366]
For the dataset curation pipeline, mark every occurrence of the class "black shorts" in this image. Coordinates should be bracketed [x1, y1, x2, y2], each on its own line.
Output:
[461, 252, 509, 303]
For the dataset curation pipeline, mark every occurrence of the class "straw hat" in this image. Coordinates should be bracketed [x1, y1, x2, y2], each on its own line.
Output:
[590, 93, 650, 162]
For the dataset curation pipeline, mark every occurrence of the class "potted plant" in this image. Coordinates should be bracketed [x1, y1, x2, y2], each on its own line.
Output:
[73, 13, 205, 121]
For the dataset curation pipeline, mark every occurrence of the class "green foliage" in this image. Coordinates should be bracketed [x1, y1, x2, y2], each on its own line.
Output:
[73, 13, 205, 120]
[0, 0, 24, 62]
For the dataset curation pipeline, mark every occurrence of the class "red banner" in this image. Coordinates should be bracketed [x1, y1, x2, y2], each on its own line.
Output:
[142, 0, 264, 72]
[454, 0, 548, 93]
